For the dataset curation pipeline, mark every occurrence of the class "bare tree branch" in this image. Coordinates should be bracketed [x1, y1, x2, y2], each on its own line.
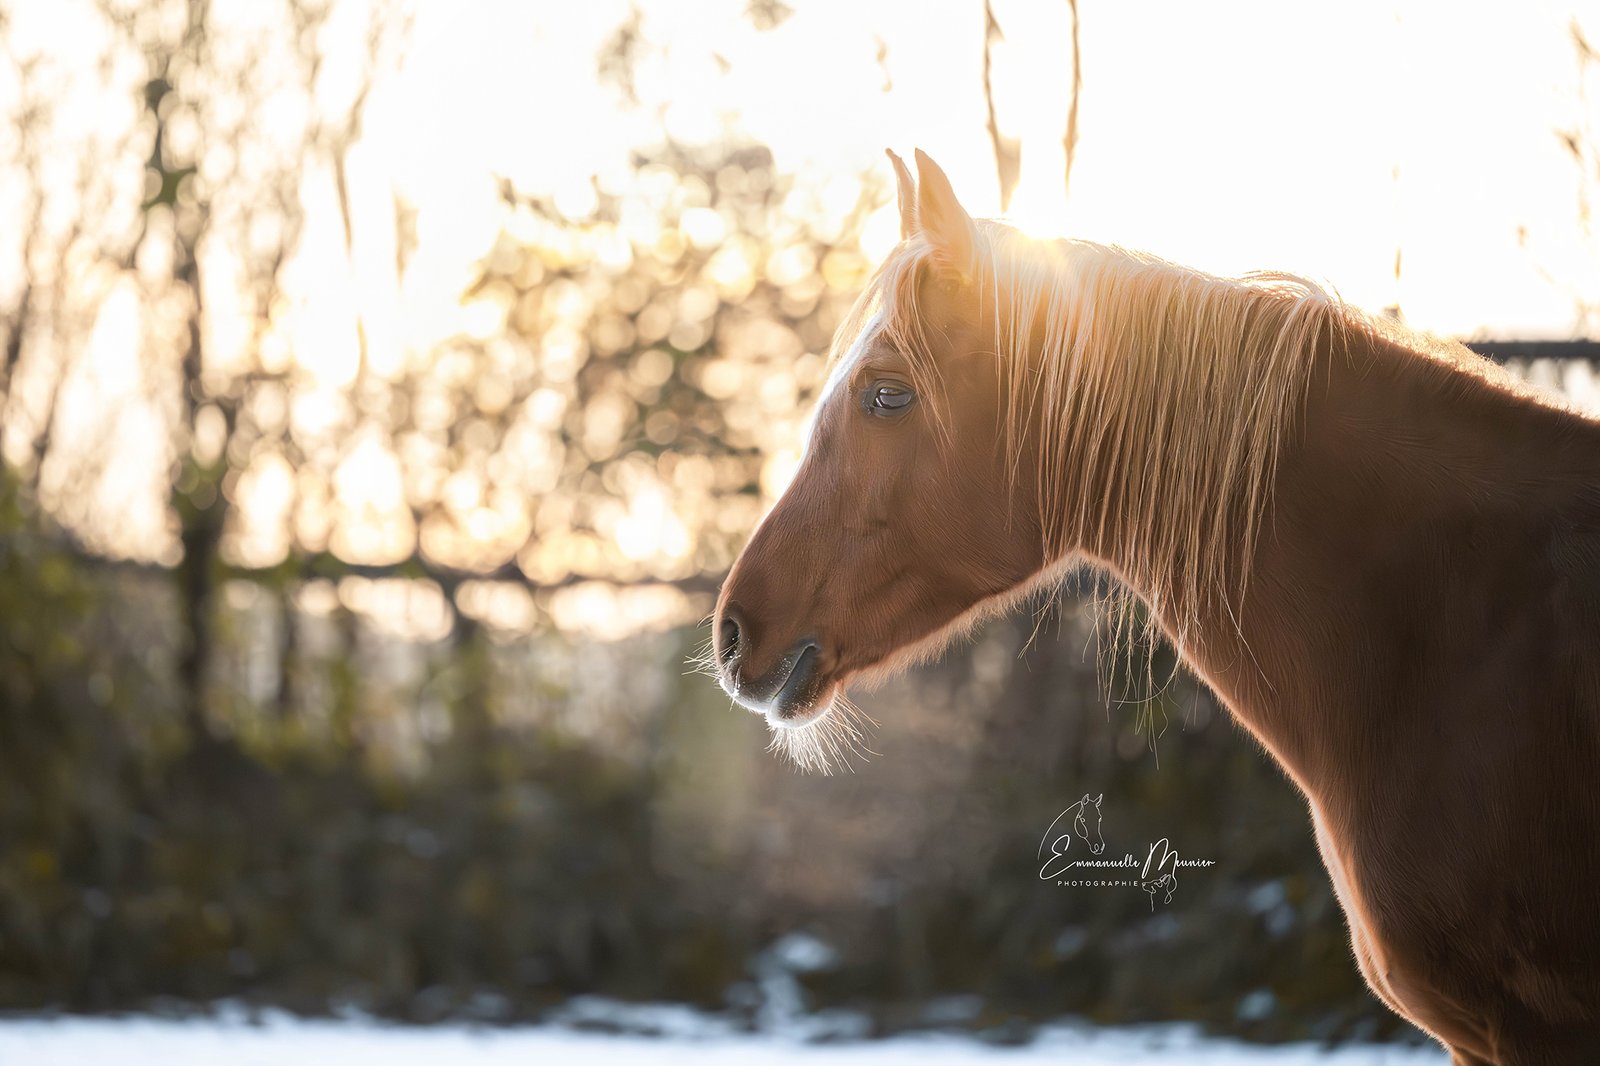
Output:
[982, 0, 1020, 212]
[1063, 0, 1082, 201]
[63, 540, 723, 601]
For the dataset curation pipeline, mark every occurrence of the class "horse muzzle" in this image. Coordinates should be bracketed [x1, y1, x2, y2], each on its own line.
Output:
[715, 607, 829, 723]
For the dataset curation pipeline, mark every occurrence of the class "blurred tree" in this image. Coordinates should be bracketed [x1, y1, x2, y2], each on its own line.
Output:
[1515, 15, 1600, 333]
[0, 0, 409, 744]
[1549, 17, 1600, 331]
[465, 140, 883, 587]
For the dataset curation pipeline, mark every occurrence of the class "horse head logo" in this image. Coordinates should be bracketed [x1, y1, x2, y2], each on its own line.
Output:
[1038, 793, 1107, 879]
[1072, 792, 1106, 855]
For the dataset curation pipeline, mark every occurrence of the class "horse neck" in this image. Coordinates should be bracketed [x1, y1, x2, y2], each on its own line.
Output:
[1162, 327, 1600, 793]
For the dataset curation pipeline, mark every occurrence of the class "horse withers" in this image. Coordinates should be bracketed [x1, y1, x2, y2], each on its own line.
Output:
[711, 149, 1600, 1063]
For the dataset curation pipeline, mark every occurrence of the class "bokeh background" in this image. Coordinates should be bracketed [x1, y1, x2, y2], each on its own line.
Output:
[0, 0, 1597, 1053]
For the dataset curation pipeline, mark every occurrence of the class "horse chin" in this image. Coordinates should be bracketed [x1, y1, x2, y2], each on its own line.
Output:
[764, 684, 839, 731]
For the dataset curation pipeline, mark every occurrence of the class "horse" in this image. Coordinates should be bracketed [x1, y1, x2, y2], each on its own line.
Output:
[710, 148, 1600, 1063]
[1073, 792, 1105, 856]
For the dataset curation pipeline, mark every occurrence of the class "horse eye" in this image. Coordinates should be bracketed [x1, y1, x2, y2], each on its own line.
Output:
[866, 381, 915, 415]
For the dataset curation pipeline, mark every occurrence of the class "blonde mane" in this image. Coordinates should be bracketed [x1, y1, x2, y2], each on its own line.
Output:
[839, 223, 1364, 652]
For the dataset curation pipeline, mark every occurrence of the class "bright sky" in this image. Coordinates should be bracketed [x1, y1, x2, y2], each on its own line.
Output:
[361, 0, 1599, 345]
[5, 0, 1597, 385]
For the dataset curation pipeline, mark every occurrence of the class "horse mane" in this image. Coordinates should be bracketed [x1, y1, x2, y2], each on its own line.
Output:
[842, 223, 1365, 652]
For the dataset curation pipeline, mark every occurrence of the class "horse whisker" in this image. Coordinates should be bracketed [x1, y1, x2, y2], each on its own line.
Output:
[766, 692, 879, 775]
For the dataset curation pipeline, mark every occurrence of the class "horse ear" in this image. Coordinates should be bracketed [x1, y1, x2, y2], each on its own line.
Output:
[913, 148, 978, 281]
[885, 149, 916, 240]
[1093, 793, 1103, 806]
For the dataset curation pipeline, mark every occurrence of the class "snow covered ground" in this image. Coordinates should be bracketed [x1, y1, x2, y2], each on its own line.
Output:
[0, 1009, 1449, 1065]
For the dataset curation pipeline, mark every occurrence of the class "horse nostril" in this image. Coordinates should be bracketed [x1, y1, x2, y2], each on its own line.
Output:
[772, 638, 822, 715]
[718, 613, 742, 668]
